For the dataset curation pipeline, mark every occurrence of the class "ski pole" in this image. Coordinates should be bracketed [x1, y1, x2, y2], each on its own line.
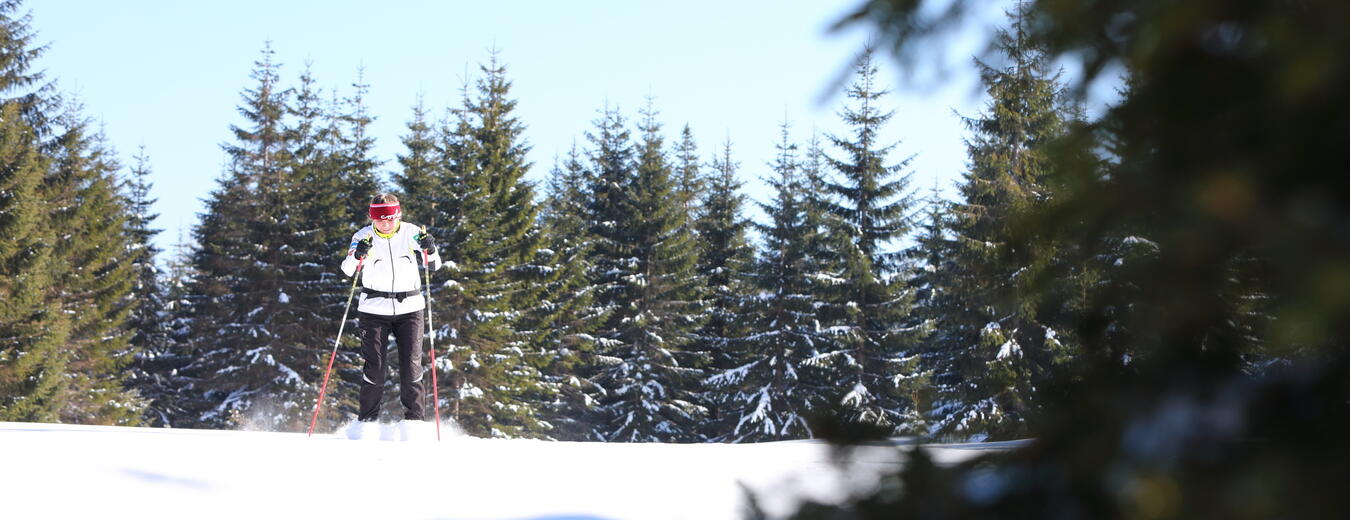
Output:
[308, 258, 364, 437]
[422, 250, 442, 441]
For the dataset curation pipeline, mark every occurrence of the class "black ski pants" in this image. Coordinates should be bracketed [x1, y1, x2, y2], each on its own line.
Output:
[357, 310, 425, 422]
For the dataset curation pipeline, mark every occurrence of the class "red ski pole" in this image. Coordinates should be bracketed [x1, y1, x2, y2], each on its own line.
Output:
[422, 250, 442, 441]
[308, 258, 364, 437]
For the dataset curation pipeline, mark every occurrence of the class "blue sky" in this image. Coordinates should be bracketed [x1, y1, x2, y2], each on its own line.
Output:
[29, 1, 1009, 256]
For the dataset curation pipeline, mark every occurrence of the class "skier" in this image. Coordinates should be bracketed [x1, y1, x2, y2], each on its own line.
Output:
[341, 193, 442, 425]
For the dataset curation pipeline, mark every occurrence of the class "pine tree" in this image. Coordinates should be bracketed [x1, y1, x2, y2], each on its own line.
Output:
[122, 148, 181, 426]
[589, 102, 708, 442]
[708, 121, 826, 441]
[332, 68, 383, 225]
[0, 1, 147, 423]
[0, 99, 70, 422]
[691, 137, 755, 439]
[393, 94, 445, 227]
[932, 6, 1072, 440]
[186, 43, 303, 429]
[902, 187, 957, 425]
[45, 104, 144, 425]
[409, 55, 549, 437]
[528, 144, 611, 440]
[817, 49, 928, 434]
[672, 125, 705, 218]
[273, 63, 366, 431]
[158, 229, 211, 426]
[0, 0, 52, 122]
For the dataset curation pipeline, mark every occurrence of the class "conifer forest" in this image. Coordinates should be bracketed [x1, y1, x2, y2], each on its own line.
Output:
[4, 1, 1350, 515]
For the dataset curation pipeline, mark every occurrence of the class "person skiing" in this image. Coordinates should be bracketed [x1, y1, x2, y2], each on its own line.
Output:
[341, 193, 442, 424]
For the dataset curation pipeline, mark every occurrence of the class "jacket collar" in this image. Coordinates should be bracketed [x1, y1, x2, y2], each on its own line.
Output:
[373, 222, 401, 239]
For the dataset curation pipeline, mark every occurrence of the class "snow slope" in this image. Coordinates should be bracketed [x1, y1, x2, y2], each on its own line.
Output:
[0, 421, 1024, 520]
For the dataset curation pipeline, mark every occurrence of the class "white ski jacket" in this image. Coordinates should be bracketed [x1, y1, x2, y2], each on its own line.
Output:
[340, 222, 443, 316]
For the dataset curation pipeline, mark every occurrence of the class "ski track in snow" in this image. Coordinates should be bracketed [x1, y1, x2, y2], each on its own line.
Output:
[0, 421, 1022, 520]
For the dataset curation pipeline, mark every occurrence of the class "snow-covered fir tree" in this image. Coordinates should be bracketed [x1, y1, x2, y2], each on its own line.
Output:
[408, 55, 552, 438]
[902, 186, 957, 426]
[932, 6, 1074, 440]
[392, 94, 446, 228]
[121, 148, 182, 426]
[275, 64, 369, 430]
[155, 230, 213, 426]
[708, 121, 830, 441]
[691, 137, 755, 439]
[527, 144, 612, 440]
[585, 103, 708, 442]
[186, 44, 321, 430]
[329, 68, 384, 224]
[815, 49, 929, 435]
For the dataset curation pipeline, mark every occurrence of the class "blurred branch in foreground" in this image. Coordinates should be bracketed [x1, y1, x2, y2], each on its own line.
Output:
[785, 1, 1350, 518]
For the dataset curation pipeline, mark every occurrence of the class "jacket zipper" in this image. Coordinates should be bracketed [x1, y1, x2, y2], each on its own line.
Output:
[388, 237, 397, 314]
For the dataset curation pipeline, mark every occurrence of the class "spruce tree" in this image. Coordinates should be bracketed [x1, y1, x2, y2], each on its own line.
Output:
[186, 43, 303, 429]
[528, 145, 611, 440]
[393, 94, 445, 227]
[274, 64, 366, 430]
[0, 0, 51, 121]
[589, 103, 708, 442]
[407, 55, 549, 437]
[0, 1, 145, 423]
[817, 49, 928, 434]
[691, 137, 755, 439]
[332, 69, 382, 225]
[45, 105, 143, 425]
[695, 138, 755, 360]
[122, 148, 181, 426]
[786, 1, 1350, 517]
[905, 186, 957, 431]
[708, 121, 826, 441]
[158, 229, 211, 426]
[672, 125, 705, 219]
[0, 99, 69, 422]
[933, 7, 1072, 440]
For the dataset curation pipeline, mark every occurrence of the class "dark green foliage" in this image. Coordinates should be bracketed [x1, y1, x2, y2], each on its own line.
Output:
[709, 121, 829, 442]
[786, 0, 1350, 518]
[0, 0, 52, 121]
[0, 1, 146, 423]
[672, 125, 705, 218]
[904, 187, 956, 423]
[815, 49, 928, 435]
[152, 230, 214, 426]
[184, 45, 379, 431]
[586, 103, 709, 442]
[407, 54, 551, 438]
[331, 70, 383, 228]
[278, 64, 367, 430]
[184, 47, 386, 431]
[529, 145, 611, 440]
[926, 6, 1075, 440]
[0, 99, 70, 422]
[393, 95, 445, 228]
[42, 105, 143, 425]
[695, 138, 755, 359]
[187, 43, 299, 428]
[692, 137, 756, 439]
[122, 148, 183, 426]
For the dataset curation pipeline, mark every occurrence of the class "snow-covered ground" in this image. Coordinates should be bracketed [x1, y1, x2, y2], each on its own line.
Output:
[1, 421, 1025, 520]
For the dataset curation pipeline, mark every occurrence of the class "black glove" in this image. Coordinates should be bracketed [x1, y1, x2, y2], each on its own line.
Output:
[352, 238, 372, 260]
[416, 232, 436, 255]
